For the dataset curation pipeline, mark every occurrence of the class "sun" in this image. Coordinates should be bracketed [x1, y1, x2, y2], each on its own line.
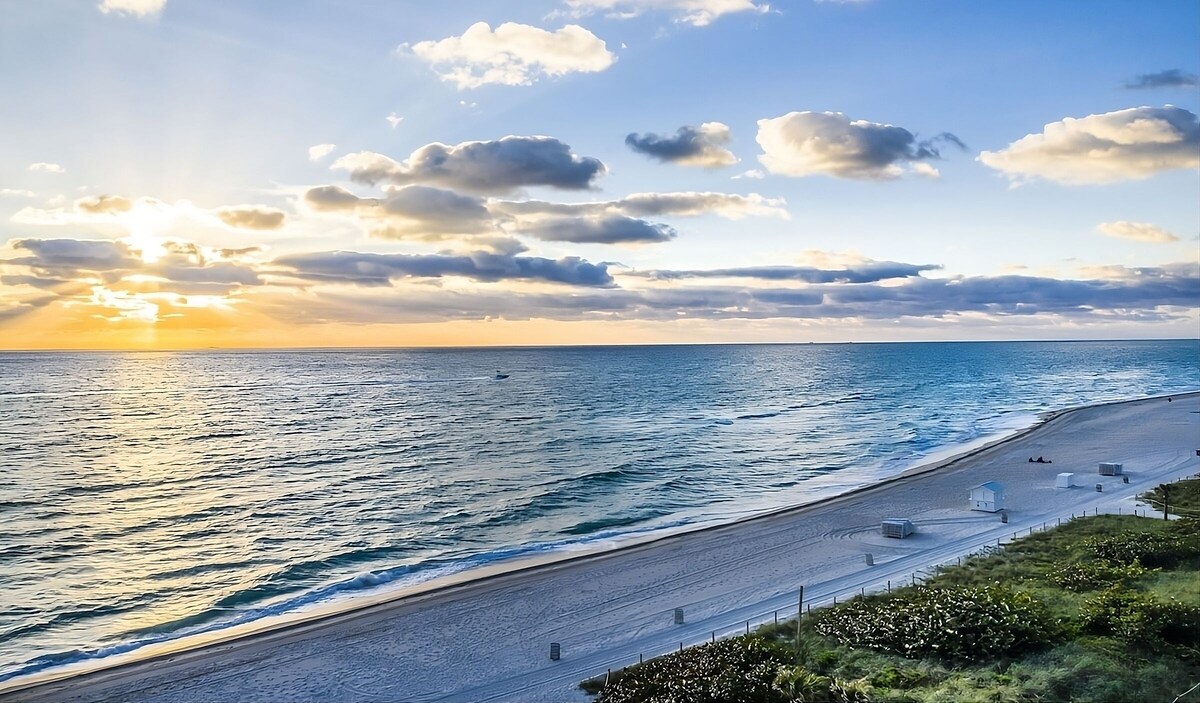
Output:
[120, 202, 173, 263]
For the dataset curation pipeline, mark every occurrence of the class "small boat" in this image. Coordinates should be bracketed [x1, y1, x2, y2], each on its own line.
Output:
[494, 371, 510, 380]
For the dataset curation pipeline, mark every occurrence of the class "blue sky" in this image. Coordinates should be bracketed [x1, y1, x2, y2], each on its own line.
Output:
[0, 0, 1197, 348]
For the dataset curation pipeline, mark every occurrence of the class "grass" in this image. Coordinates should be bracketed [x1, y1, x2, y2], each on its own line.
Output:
[1140, 478, 1200, 519]
[581, 514, 1200, 702]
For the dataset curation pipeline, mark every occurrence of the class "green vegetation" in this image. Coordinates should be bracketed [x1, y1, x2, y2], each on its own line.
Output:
[582, 515, 1200, 702]
[1141, 478, 1200, 519]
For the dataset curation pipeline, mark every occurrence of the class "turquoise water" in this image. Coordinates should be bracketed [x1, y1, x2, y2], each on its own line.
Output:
[1, 340, 1197, 679]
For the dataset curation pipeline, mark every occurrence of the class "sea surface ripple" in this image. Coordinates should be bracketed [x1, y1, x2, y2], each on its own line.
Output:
[1, 341, 1197, 679]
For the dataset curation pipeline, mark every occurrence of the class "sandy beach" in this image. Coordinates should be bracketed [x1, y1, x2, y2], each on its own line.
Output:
[4, 392, 1198, 703]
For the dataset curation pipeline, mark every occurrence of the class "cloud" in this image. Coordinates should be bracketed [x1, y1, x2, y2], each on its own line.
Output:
[625, 122, 738, 168]
[403, 22, 615, 89]
[978, 106, 1200, 185]
[561, 0, 770, 26]
[3, 238, 264, 298]
[1124, 69, 1199, 90]
[308, 144, 336, 162]
[756, 111, 964, 180]
[304, 185, 495, 239]
[75, 195, 134, 214]
[732, 169, 764, 180]
[332, 136, 605, 193]
[28, 163, 65, 174]
[492, 191, 789, 221]
[386, 113, 404, 129]
[274, 250, 614, 287]
[519, 215, 676, 243]
[633, 259, 940, 282]
[98, 0, 165, 17]
[214, 205, 287, 231]
[0, 189, 37, 198]
[5, 239, 142, 277]
[256, 261, 1199, 326]
[1097, 221, 1179, 243]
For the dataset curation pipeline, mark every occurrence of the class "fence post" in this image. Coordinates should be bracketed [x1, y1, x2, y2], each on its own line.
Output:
[795, 586, 804, 662]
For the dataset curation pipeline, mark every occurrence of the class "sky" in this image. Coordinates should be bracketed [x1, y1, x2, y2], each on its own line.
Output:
[0, 0, 1197, 349]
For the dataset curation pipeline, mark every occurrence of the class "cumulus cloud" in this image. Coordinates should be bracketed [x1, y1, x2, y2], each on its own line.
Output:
[98, 0, 165, 17]
[633, 259, 940, 282]
[256, 262, 1199, 326]
[332, 136, 605, 193]
[519, 215, 676, 243]
[215, 205, 287, 231]
[561, 0, 769, 26]
[1096, 221, 1179, 243]
[4, 239, 142, 277]
[0, 189, 37, 198]
[3, 238, 264, 295]
[75, 195, 134, 214]
[625, 122, 738, 168]
[756, 111, 964, 180]
[490, 191, 786, 243]
[492, 191, 788, 222]
[1124, 69, 1199, 90]
[274, 250, 613, 287]
[28, 163, 65, 174]
[978, 106, 1200, 185]
[308, 144, 336, 161]
[304, 185, 495, 239]
[403, 22, 615, 89]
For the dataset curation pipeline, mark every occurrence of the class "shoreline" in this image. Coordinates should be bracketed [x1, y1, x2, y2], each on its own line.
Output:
[3, 390, 1198, 701]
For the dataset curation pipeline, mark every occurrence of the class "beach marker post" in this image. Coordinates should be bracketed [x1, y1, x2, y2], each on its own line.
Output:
[795, 586, 805, 662]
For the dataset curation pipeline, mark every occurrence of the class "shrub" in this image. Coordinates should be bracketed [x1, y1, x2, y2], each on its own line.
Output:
[595, 637, 789, 703]
[1084, 531, 1200, 569]
[1049, 560, 1149, 591]
[1079, 586, 1200, 651]
[814, 586, 1058, 661]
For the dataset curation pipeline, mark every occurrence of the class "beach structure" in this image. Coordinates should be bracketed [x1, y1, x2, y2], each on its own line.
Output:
[1099, 462, 1123, 476]
[1056, 472, 1075, 489]
[881, 518, 915, 538]
[969, 481, 1005, 512]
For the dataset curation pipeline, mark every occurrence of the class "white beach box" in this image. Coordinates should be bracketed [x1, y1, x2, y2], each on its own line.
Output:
[1099, 462, 1123, 476]
[969, 481, 1005, 512]
[881, 518, 914, 538]
[1056, 472, 1075, 489]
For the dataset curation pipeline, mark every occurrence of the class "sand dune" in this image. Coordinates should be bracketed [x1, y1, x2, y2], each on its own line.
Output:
[4, 392, 1198, 703]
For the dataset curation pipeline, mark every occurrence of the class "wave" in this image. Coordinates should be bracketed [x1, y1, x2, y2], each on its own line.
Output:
[0, 511, 701, 685]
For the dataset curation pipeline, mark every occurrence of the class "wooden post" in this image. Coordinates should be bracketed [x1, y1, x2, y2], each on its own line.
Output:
[887, 579, 890, 592]
[795, 586, 804, 662]
[1163, 484, 1170, 520]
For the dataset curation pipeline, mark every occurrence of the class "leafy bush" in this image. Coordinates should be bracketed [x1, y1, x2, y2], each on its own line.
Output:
[814, 586, 1058, 661]
[1079, 586, 1200, 651]
[595, 637, 789, 703]
[1050, 560, 1149, 591]
[1085, 531, 1200, 569]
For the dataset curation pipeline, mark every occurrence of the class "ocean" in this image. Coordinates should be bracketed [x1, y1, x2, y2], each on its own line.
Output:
[1, 340, 1197, 680]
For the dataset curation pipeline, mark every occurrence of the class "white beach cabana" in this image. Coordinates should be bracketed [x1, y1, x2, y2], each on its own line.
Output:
[881, 518, 915, 539]
[969, 481, 1005, 512]
[1055, 472, 1075, 489]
